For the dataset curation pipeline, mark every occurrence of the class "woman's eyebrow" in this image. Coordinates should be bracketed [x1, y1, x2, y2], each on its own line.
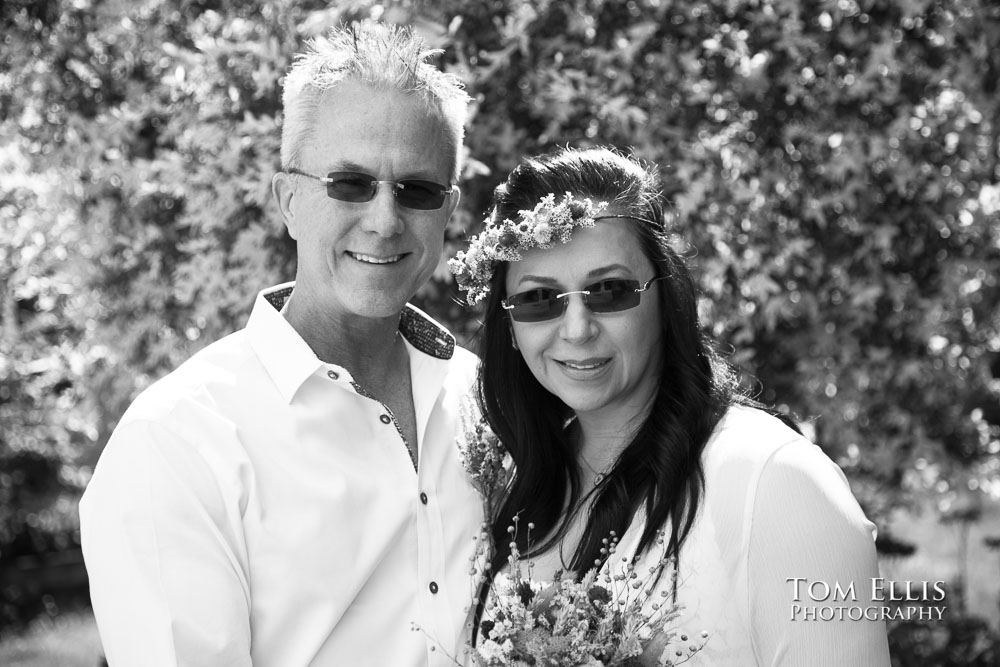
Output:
[585, 263, 631, 279]
[515, 274, 558, 287]
[516, 264, 633, 287]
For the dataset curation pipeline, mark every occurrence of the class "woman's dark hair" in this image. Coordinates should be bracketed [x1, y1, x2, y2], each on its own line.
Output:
[477, 146, 746, 577]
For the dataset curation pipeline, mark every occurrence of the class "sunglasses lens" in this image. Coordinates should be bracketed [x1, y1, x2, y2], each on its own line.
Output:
[325, 172, 376, 203]
[324, 173, 448, 210]
[506, 289, 562, 322]
[395, 180, 448, 210]
[585, 279, 642, 312]
[505, 280, 647, 323]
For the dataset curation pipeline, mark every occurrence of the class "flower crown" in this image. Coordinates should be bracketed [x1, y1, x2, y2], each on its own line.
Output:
[448, 192, 611, 305]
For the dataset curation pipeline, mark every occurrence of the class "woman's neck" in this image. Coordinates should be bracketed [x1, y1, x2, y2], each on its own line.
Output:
[573, 399, 651, 480]
[571, 362, 661, 474]
[520, 396, 657, 580]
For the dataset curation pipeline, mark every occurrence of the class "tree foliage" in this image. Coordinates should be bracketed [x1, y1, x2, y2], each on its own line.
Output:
[1, 0, 999, 601]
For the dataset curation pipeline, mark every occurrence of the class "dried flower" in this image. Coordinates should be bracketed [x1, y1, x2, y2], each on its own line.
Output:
[417, 399, 710, 666]
[463, 527, 708, 666]
[456, 397, 509, 501]
[448, 193, 610, 305]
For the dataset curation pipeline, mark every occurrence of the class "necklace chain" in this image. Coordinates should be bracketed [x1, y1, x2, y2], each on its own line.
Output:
[582, 458, 612, 487]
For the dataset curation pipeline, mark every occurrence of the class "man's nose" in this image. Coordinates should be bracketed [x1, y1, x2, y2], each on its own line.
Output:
[360, 184, 405, 237]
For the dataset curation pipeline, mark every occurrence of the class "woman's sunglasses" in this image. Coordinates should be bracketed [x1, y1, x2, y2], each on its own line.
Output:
[501, 277, 663, 323]
[288, 169, 456, 210]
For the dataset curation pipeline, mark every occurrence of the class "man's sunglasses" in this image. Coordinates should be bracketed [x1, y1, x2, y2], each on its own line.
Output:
[501, 277, 664, 323]
[288, 169, 456, 211]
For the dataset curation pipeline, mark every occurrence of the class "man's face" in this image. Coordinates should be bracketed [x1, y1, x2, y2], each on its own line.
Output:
[276, 81, 459, 322]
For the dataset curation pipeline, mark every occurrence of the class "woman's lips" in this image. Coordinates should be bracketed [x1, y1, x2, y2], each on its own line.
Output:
[554, 357, 612, 378]
[557, 358, 609, 370]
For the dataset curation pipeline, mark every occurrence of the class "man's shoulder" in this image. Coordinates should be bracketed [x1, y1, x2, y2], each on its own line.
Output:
[450, 342, 478, 369]
[123, 329, 253, 424]
[443, 343, 478, 391]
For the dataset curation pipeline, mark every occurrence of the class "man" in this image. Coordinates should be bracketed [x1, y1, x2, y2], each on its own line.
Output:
[80, 21, 482, 666]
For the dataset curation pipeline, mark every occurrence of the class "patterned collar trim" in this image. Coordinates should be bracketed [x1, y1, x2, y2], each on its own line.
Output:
[263, 285, 455, 360]
[398, 306, 455, 360]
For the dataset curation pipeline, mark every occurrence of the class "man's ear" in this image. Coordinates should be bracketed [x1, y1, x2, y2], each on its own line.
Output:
[446, 186, 462, 218]
[272, 172, 300, 240]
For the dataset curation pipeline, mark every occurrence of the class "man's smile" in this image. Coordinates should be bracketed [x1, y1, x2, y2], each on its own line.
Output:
[347, 251, 406, 265]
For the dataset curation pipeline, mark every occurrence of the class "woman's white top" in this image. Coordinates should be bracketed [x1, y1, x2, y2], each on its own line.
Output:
[611, 405, 891, 665]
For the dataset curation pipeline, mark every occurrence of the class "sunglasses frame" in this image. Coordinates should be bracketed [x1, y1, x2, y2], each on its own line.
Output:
[501, 276, 665, 323]
[287, 169, 457, 211]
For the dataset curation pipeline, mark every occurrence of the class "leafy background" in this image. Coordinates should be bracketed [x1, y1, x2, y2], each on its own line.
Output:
[1, 0, 999, 664]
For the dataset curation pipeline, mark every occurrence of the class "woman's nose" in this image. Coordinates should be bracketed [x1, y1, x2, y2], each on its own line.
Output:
[559, 293, 598, 343]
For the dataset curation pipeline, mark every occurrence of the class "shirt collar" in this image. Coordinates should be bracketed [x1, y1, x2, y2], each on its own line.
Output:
[246, 282, 457, 403]
[399, 303, 455, 360]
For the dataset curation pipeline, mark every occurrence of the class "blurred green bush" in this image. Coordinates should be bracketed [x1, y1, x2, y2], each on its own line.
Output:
[1, 0, 998, 635]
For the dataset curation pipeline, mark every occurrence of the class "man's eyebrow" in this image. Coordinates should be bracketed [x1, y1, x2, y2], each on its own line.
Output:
[326, 160, 367, 173]
[323, 161, 442, 181]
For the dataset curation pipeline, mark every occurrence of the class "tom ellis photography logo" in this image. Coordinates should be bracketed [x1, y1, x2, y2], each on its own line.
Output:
[787, 578, 948, 622]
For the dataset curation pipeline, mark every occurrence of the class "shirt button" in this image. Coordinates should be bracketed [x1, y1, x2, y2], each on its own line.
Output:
[428, 581, 438, 594]
[327, 370, 339, 380]
[419, 492, 428, 505]
[379, 414, 392, 425]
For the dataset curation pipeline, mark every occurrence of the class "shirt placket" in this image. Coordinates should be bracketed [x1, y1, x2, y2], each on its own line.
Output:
[323, 367, 418, 472]
[348, 380, 418, 472]
[408, 354, 464, 665]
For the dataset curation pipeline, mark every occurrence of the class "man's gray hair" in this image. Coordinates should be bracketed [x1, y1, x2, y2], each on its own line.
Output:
[281, 21, 471, 180]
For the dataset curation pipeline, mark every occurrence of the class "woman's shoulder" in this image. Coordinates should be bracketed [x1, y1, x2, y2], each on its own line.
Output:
[692, 405, 874, 565]
[704, 404, 806, 465]
[703, 405, 859, 513]
[700, 404, 857, 505]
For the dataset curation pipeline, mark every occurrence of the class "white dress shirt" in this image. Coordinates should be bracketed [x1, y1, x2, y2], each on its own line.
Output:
[80, 283, 483, 667]
[612, 405, 891, 665]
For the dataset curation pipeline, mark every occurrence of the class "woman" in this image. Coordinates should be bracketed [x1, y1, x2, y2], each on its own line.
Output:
[450, 147, 891, 665]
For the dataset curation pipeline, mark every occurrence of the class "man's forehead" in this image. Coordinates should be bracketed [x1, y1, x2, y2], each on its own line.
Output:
[300, 84, 457, 177]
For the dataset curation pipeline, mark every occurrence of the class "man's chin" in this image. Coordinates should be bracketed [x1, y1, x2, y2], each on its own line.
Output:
[290, 284, 415, 324]
[341, 289, 417, 320]
[296, 267, 433, 318]
[354, 301, 413, 321]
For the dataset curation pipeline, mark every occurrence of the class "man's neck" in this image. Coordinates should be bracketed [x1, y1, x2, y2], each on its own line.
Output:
[283, 292, 407, 392]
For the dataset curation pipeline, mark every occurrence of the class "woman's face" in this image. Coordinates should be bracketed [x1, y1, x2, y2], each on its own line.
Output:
[504, 219, 664, 425]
